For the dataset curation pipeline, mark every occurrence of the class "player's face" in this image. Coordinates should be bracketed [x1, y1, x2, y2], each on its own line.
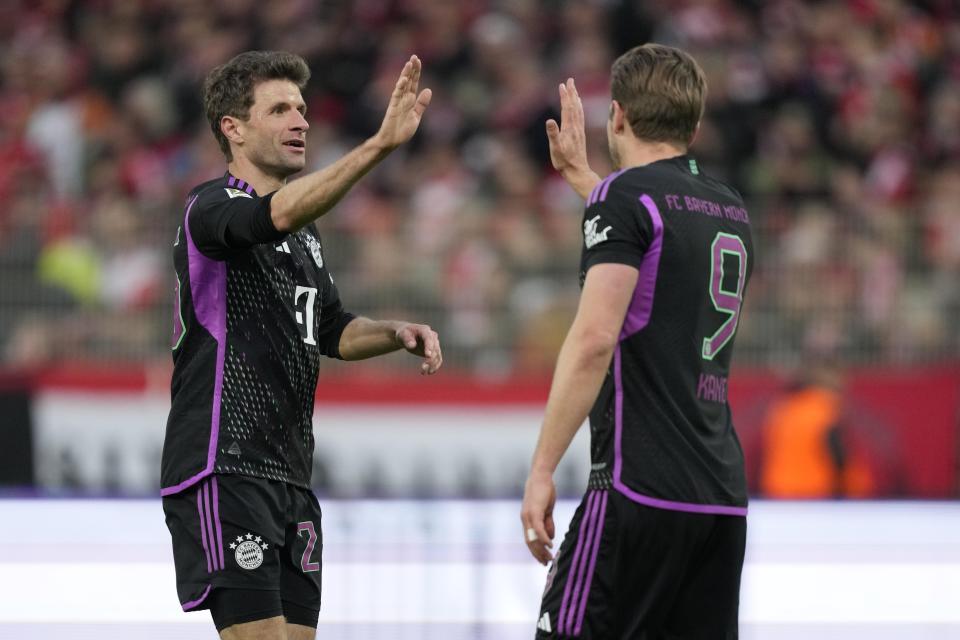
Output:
[239, 79, 309, 177]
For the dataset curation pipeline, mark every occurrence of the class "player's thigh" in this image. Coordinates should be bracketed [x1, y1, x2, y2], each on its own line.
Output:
[665, 514, 747, 639]
[219, 615, 287, 640]
[285, 622, 317, 640]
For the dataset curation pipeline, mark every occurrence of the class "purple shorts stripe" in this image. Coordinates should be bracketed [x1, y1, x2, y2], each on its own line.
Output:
[574, 490, 609, 635]
[557, 490, 597, 634]
[563, 491, 602, 634]
[196, 484, 213, 574]
[212, 476, 225, 569]
[182, 584, 212, 611]
[202, 481, 219, 570]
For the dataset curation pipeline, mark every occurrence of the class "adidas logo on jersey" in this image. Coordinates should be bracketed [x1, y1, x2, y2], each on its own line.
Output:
[225, 188, 253, 199]
[537, 612, 552, 633]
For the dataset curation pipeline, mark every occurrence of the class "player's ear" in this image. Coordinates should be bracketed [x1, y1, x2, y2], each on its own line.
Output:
[221, 115, 244, 147]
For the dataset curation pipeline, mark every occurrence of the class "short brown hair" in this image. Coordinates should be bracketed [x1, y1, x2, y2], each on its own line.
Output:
[610, 44, 707, 146]
[202, 51, 311, 161]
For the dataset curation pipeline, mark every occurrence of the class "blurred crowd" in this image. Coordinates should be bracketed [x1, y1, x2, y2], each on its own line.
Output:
[0, 0, 958, 375]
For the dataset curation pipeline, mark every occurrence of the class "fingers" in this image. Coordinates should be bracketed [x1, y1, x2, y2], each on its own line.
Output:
[558, 82, 570, 130]
[409, 55, 421, 96]
[415, 88, 432, 117]
[400, 328, 418, 350]
[400, 324, 442, 375]
[559, 77, 584, 131]
[421, 327, 442, 375]
[521, 509, 554, 565]
[567, 77, 584, 129]
[545, 118, 560, 140]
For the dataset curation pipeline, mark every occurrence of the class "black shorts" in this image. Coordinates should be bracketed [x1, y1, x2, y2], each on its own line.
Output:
[536, 489, 746, 639]
[162, 474, 323, 628]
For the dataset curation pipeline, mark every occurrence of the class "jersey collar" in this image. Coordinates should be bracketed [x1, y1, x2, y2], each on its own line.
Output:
[225, 172, 258, 197]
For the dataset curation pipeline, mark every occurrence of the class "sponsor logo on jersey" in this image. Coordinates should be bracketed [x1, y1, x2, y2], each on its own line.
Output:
[230, 533, 269, 570]
[227, 441, 242, 456]
[584, 215, 612, 249]
[303, 233, 324, 269]
[537, 612, 552, 633]
[275, 241, 291, 254]
[225, 188, 253, 199]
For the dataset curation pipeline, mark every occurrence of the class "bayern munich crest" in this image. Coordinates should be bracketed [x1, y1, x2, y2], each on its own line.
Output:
[230, 533, 269, 570]
[303, 234, 324, 269]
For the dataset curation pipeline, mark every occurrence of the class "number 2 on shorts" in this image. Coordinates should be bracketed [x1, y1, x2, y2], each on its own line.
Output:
[702, 232, 747, 360]
[297, 521, 320, 572]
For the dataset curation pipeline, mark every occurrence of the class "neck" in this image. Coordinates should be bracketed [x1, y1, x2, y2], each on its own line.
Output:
[227, 153, 286, 195]
[616, 139, 687, 170]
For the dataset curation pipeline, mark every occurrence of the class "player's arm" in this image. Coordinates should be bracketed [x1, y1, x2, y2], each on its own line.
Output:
[521, 263, 638, 564]
[338, 317, 442, 375]
[269, 56, 432, 233]
[546, 78, 601, 200]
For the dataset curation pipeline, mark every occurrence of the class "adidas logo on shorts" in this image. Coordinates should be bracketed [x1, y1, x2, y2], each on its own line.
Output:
[537, 612, 552, 633]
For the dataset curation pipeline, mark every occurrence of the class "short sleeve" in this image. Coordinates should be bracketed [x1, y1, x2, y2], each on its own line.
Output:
[188, 187, 286, 259]
[581, 176, 653, 272]
[313, 235, 356, 359]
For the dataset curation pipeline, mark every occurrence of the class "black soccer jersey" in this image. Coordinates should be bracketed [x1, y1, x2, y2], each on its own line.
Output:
[582, 156, 753, 514]
[161, 174, 354, 496]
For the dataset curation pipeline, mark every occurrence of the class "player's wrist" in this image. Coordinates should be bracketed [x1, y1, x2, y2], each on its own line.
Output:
[529, 463, 556, 478]
[364, 134, 397, 158]
[560, 166, 600, 198]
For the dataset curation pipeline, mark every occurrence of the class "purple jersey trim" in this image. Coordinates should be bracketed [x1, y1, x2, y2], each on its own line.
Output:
[586, 169, 628, 206]
[574, 490, 608, 635]
[160, 193, 228, 497]
[558, 490, 596, 634]
[620, 194, 664, 340]
[227, 176, 236, 187]
[612, 346, 747, 517]
[181, 584, 212, 611]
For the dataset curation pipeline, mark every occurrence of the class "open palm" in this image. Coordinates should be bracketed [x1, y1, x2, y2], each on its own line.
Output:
[376, 55, 432, 149]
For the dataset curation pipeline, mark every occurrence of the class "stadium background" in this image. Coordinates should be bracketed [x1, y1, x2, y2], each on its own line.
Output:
[0, 0, 958, 638]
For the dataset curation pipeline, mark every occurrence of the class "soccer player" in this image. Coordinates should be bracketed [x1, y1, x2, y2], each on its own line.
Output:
[161, 51, 439, 640]
[521, 44, 753, 639]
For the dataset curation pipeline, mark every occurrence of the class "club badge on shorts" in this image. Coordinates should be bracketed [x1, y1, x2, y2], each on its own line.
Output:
[230, 533, 269, 570]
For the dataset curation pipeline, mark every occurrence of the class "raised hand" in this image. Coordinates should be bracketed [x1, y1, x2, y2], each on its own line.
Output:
[395, 322, 443, 375]
[545, 78, 600, 199]
[374, 55, 432, 150]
